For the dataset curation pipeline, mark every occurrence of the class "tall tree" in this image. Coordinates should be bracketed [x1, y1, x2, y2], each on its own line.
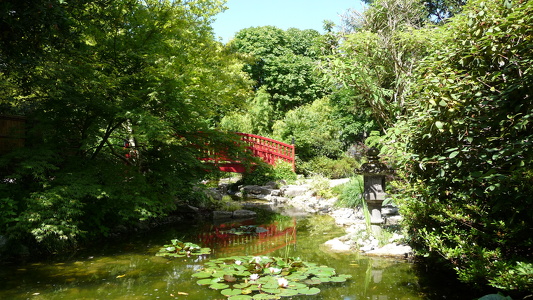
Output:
[0, 0, 252, 251]
[324, 0, 430, 131]
[358, 0, 466, 23]
[228, 26, 327, 116]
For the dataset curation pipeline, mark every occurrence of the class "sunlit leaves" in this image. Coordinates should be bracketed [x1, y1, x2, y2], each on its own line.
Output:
[396, 0, 533, 291]
[193, 255, 351, 298]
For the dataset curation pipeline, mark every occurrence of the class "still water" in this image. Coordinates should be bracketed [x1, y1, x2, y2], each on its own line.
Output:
[0, 213, 477, 300]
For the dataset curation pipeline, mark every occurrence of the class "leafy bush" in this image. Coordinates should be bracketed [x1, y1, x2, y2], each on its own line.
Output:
[393, 0, 533, 292]
[336, 176, 365, 208]
[299, 155, 360, 179]
[241, 160, 297, 186]
[272, 98, 344, 161]
[309, 175, 336, 199]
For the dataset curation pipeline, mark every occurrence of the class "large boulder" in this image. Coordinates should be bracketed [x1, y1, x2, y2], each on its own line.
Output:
[281, 185, 310, 198]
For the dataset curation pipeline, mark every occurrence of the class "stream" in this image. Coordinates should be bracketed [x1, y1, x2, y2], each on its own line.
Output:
[0, 211, 479, 300]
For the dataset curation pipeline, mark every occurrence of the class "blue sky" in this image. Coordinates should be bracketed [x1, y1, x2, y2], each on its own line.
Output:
[212, 0, 364, 42]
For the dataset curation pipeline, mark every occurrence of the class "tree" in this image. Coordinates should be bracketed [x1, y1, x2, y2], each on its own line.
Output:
[394, 0, 533, 292]
[229, 26, 327, 117]
[272, 97, 343, 161]
[324, 0, 430, 131]
[0, 0, 253, 252]
[358, 0, 466, 23]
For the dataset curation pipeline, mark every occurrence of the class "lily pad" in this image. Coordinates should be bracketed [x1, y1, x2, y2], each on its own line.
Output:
[329, 276, 347, 283]
[197, 278, 219, 285]
[229, 295, 253, 300]
[304, 278, 322, 285]
[192, 255, 350, 299]
[156, 239, 211, 258]
[287, 282, 306, 289]
[222, 288, 242, 296]
[233, 282, 251, 289]
[192, 271, 212, 278]
[252, 294, 280, 299]
[297, 287, 321, 295]
[209, 283, 230, 290]
[261, 288, 281, 294]
[279, 289, 299, 297]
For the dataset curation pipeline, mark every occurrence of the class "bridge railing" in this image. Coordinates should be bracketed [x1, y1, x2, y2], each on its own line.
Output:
[199, 132, 295, 172]
[236, 133, 295, 171]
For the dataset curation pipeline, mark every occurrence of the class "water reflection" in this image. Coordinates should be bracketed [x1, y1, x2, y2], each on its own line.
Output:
[0, 214, 476, 300]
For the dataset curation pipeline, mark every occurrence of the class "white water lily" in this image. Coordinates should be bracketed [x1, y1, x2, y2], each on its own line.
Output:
[277, 277, 289, 288]
[269, 267, 281, 274]
[235, 260, 242, 265]
[250, 274, 260, 281]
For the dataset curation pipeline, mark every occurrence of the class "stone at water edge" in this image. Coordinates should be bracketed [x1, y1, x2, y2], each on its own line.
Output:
[364, 243, 412, 257]
[232, 210, 257, 219]
[324, 238, 353, 251]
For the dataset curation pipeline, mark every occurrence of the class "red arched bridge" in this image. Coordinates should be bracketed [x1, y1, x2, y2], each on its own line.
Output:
[201, 132, 295, 173]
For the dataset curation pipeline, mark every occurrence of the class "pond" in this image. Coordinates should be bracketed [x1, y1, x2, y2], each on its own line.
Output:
[0, 211, 478, 300]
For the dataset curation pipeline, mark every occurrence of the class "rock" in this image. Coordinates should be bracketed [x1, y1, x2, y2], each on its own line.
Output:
[281, 185, 310, 198]
[270, 189, 281, 196]
[205, 188, 223, 201]
[329, 178, 350, 187]
[324, 238, 353, 251]
[385, 215, 403, 225]
[242, 185, 272, 197]
[232, 209, 257, 219]
[381, 205, 399, 216]
[360, 245, 375, 252]
[365, 243, 412, 257]
[213, 211, 233, 219]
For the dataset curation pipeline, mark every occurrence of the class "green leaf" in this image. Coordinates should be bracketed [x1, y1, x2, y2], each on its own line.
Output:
[209, 283, 230, 290]
[192, 271, 212, 278]
[222, 288, 242, 296]
[449, 151, 460, 159]
[228, 295, 253, 300]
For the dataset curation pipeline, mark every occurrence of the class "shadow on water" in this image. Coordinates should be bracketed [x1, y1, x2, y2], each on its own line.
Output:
[0, 210, 483, 300]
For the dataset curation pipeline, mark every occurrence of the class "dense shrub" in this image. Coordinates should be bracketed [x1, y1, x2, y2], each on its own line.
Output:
[393, 0, 533, 292]
[240, 160, 297, 186]
[273, 98, 344, 161]
[299, 155, 360, 179]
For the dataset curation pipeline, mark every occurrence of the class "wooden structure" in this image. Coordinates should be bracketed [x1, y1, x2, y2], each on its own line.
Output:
[0, 115, 26, 155]
[206, 133, 295, 173]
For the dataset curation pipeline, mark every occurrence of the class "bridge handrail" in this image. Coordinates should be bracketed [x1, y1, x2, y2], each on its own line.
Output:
[236, 132, 295, 171]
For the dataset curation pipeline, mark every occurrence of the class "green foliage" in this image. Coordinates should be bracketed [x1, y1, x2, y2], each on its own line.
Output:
[299, 155, 359, 179]
[0, 0, 254, 253]
[273, 98, 343, 161]
[394, 0, 533, 291]
[358, 0, 465, 23]
[229, 26, 327, 116]
[220, 86, 274, 135]
[324, 0, 431, 131]
[156, 239, 211, 258]
[336, 176, 365, 208]
[241, 161, 296, 186]
[193, 255, 351, 298]
[309, 175, 335, 199]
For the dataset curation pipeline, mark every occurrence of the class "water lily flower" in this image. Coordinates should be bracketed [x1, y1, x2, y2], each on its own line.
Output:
[252, 256, 262, 264]
[235, 260, 242, 265]
[277, 277, 289, 288]
[269, 267, 281, 274]
[250, 274, 260, 281]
